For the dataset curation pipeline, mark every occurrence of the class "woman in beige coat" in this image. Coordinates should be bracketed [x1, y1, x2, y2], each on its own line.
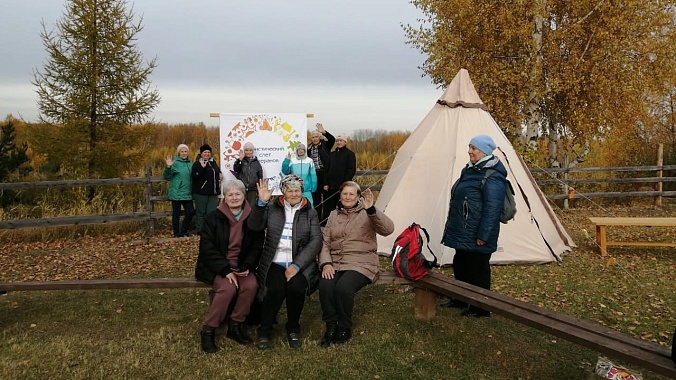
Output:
[317, 181, 394, 347]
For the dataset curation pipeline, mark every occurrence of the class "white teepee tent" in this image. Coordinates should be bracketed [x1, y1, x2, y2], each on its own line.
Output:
[376, 69, 575, 265]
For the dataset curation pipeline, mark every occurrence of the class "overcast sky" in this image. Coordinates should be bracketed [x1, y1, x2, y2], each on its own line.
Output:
[1, 0, 444, 135]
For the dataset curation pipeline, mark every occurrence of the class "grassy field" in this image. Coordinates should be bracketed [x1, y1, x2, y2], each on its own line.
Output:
[1, 201, 675, 379]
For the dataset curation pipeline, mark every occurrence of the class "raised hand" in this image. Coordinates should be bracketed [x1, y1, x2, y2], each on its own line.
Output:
[256, 178, 273, 202]
[316, 123, 325, 134]
[286, 152, 291, 159]
[238, 149, 245, 160]
[165, 155, 174, 167]
[362, 188, 374, 209]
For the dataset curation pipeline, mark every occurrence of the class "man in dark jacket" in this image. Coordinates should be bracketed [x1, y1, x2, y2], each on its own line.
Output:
[441, 135, 506, 318]
[322, 133, 356, 222]
[307, 123, 335, 224]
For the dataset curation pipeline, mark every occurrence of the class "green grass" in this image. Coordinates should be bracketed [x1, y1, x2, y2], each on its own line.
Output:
[1, 202, 675, 379]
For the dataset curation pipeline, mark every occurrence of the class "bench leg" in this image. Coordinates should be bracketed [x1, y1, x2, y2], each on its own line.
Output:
[414, 288, 436, 322]
[595, 225, 608, 256]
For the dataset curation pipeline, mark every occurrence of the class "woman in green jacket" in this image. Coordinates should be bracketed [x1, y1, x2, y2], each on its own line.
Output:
[164, 144, 194, 237]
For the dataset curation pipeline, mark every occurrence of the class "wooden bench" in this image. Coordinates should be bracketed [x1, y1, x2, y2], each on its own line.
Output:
[589, 217, 676, 256]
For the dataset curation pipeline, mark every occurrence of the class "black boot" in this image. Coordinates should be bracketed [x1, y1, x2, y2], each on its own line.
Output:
[320, 321, 338, 348]
[333, 327, 352, 345]
[200, 328, 219, 353]
[227, 321, 252, 345]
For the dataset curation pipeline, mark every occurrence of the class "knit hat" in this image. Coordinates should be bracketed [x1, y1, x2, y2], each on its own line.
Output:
[469, 135, 496, 155]
[280, 174, 304, 193]
[296, 143, 307, 157]
[336, 134, 348, 142]
[243, 142, 254, 151]
[199, 144, 212, 154]
[175, 144, 189, 155]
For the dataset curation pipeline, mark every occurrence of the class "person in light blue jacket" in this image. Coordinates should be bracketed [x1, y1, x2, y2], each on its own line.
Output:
[282, 144, 317, 206]
[163, 144, 194, 237]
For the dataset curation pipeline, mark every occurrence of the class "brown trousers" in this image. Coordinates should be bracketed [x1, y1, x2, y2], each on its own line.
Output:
[204, 273, 258, 328]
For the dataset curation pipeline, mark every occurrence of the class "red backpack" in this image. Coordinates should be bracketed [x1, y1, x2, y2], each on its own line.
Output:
[391, 223, 439, 281]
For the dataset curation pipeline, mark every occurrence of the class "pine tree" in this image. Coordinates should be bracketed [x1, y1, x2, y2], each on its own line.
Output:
[32, 0, 160, 190]
[0, 121, 31, 182]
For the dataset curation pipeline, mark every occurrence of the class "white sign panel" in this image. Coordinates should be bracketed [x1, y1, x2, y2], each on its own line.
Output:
[218, 113, 308, 193]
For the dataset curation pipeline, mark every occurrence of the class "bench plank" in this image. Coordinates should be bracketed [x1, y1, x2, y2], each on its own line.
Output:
[417, 273, 676, 379]
[0, 272, 410, 292]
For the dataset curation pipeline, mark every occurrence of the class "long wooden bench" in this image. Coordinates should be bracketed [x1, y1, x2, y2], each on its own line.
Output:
[589, 217, 676, 256]
[0, 272, 411, 292]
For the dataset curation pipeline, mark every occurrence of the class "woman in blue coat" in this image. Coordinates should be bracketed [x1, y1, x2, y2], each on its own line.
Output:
[441, 135, 506, 317]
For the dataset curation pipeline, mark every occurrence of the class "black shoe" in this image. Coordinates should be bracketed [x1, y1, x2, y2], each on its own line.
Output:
[440, 298, 467, 308]
[320, 321, 338, 348]
[200, 328, 219, 353]
[257, 335, 271, 350]
[227, 322, 252, 345]
[333, 327, 352, 345]
[287, 332, 301, 349]
[461, 308, 491, 318]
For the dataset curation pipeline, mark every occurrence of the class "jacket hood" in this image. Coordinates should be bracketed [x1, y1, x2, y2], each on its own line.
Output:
[472, 155, 506, 176]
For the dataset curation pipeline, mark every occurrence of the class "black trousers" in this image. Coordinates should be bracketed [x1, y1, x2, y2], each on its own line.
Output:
[453, 249, 492, 312]
[312, 169, 330, 225]
[258, 263, 308, 336]
[322, 188, 341, 222]
[318, 270, 371, 330]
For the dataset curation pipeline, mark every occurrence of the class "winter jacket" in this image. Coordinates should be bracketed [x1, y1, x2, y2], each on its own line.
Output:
[248, 197, 322, 300]
[194, 204, 264, 285]
[318, 200, 394, 282]
[441, 156, 507, 254]
[308, 131, 335, 172]
[191, 159, 222, 196]
[326, 146, 356, 189]
[163, 156, 193, 201]
[233, 156, 263, 191]
[282, 156, 317, 203]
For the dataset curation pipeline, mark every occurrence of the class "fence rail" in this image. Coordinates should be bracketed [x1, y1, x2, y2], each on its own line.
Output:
[1, 165, 674, 234]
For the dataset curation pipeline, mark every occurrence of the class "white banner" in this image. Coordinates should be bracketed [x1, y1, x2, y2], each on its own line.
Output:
[219, 113, 308, 193]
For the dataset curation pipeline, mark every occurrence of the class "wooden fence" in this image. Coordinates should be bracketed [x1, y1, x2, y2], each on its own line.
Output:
[1, 165, 675, 235]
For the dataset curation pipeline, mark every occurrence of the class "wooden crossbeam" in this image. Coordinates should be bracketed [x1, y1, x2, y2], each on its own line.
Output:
[0, 272, 410, 292]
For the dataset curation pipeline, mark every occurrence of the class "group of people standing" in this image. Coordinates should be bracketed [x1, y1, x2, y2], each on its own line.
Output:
[163, 144, 223, 237]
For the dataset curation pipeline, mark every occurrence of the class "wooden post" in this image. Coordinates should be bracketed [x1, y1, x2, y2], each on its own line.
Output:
[656, 144, 663, 207]
[413, 288, 437, 322]
[144, 165, 155, 241]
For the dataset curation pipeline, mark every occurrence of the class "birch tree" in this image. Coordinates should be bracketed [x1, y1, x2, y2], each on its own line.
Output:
[405, 0, 675, 168]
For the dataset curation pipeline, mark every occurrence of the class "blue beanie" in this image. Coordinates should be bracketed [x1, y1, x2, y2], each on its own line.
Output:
[469, 135, 496, 155]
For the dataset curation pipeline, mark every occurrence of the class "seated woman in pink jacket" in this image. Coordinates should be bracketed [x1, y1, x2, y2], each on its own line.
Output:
[317, 181, 394, 347]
